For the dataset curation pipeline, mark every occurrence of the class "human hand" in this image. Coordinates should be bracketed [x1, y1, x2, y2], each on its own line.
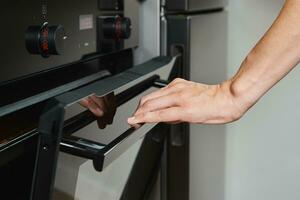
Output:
[80, 93, 116, 129]
[128, 78, 248, 126]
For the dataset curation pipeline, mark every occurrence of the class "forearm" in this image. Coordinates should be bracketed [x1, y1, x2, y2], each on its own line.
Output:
[229, 0, 300, 110]
[127, 0, 300, 125]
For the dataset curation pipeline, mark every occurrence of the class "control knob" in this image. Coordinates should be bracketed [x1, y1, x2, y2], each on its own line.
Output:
[102, 16, 131, 40]
[25, 23, 67, 57]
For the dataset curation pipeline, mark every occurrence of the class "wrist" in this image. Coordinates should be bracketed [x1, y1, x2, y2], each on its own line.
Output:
[220, 78, 256, 121]
[227, 77, 258, 113]
[228, 53, 264, 112]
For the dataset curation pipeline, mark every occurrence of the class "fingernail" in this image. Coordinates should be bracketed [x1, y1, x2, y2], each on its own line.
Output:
[127, 117, 136, 123]
[96, 108, 104, 116]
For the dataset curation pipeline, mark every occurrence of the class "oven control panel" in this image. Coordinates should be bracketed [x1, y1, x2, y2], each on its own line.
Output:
[25, 23, 67, 57]
[97, 15, 132, 53]
[97, 0, 139, 53]
[0, 0, 140, 84]
[102, 16, 131, 40]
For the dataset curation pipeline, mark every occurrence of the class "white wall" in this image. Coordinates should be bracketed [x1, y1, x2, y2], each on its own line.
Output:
[226, 1, 300, 200]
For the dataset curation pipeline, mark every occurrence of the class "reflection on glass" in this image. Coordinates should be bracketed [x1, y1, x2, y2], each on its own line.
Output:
[0, 103, 44, 146]
[80, 92, 117, 129]
[0, 93, 117, 147]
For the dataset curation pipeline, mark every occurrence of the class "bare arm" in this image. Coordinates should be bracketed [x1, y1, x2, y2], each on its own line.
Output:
[230, 0, 300, 109]
[125, 0, 300, 125]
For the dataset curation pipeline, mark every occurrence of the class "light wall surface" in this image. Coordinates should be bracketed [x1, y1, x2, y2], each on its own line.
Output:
[190, 0, 300, 200]
[226, 0, 300, 200]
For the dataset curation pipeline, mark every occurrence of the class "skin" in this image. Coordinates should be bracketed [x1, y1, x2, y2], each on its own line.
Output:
[80, 93, 116, 129]
[127, 0, 300, 126]
[84, 0, 300, 127]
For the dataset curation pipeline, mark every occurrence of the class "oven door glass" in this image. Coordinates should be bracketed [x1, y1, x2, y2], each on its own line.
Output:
[0, 43, 178, 200]
[54, 87, 166, 200]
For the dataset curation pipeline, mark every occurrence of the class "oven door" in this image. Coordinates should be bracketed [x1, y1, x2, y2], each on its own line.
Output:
[55, 88, 169, 200]
[31, 56, 178, 200]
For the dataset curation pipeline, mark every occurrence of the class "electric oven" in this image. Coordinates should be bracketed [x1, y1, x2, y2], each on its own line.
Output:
[0, 0, 179, 199]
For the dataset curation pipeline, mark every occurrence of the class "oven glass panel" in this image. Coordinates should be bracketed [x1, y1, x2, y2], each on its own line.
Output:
[0, 134, 38, 199]
[64, 88, 156, 145]
[55, 88, 157, 199]
[0, 49, 133, 108]
[0, 103, 44, 148]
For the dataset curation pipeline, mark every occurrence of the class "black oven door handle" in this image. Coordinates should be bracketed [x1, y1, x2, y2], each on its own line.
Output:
[59, 76, 169, 171]
[55, 56, 177, 107]
[60, 123, 158, 171]
[59, 75, 169, 172]
[32, 56, 176, 200]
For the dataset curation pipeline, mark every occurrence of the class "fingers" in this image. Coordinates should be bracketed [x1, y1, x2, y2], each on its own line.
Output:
[130, 123, 143, 129]
[128, 107, 184, 124]
[94, 93, 116, 128]
[134, 93, 180, 116]
[80, 97, 104, 117]
[80, 93, 117, 129]
[139, 78, 187, 106]
[90, 95, 108, 114]
[79, 98, 90, 107]
[139, 88, 168, 105]
[128, 79, 190, 126]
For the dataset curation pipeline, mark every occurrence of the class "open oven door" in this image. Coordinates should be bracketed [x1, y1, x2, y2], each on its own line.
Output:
[29, 55, 178, 200]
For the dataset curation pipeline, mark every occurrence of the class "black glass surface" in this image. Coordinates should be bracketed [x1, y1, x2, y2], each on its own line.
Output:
[0, 0, 136, 85]
[0, 103, 44, 148]
[0, 49, 133, 148]
[0, 0, 99, 83]
[0, 49, 133, 107]
[63, 85, 156, 146]
[0, 134, 38, 199]
[0, 76, 127, 200]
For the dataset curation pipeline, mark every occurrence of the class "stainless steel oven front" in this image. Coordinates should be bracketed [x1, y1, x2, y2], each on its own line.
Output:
[0, 53, 178, 200]
[0, 0, 179, 199]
